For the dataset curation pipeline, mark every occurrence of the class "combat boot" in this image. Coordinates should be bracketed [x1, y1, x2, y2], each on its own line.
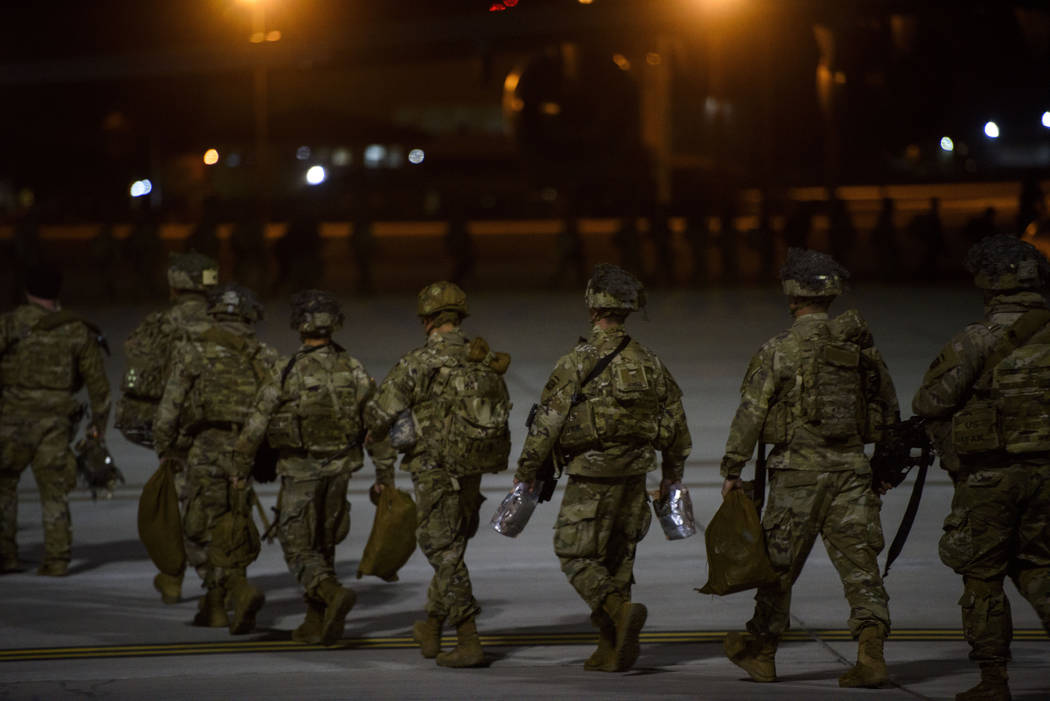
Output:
[839, 625, 888, 688]
[227, 576, 265, 635]
[602, 593, 648, 672]
[412, 616, 445, 658]
[36, 560, 68, 577]
[956, 664, 1011, 701]
[1, 558, 23, 574]
[193, 587, 230, 628]
[724, 631, 778, 682]
[316, 577, 356, 646]
[584, 610, 617, 672]
[435, 617, 485, 668]
[291, 597, 324, 644]
[153, 572, 183, 605]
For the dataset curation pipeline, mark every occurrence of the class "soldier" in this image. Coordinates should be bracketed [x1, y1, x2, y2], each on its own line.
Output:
[513, 263, 691, 673]
[117, 251, 219, 603]
[234, 290, 397, 645]
[912, 235, 1050, 701]
[0, 263, 111, 576]
[153, 284, 278, 634]
[719, 248, 899, 688]
[364, 281, 512, 668]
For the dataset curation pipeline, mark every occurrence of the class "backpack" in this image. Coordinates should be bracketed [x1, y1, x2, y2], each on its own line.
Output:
[953, 311, 1050, 456]
[117, 312, 184, 446]
[183, 327, 269, 431]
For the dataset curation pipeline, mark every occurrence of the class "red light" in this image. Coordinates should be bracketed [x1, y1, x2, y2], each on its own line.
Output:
[504, 0, 519, 5]
[489, 2, 506, 10]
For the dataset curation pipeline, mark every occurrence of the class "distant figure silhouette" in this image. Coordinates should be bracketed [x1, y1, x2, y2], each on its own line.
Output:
[871, 197, 900, 282]
[907, 197, 944, 281]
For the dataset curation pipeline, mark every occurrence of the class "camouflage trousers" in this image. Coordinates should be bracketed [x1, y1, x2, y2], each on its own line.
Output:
[0, 414, 76, 568]
[183, 428, 251, 591]
[554, 474, 651, 612]
[939, 461, 1050, 665]
[276, 462, 351, 598]
[748, 469, 890, 639]
[168, 457, 206, 580]
[411, 468, 484, 627]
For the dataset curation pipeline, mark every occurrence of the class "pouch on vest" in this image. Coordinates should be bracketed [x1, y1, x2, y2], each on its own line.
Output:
[995, 337, 1050, 453]
[802, 340, 864, 441]
[952, 400, 1004, 455]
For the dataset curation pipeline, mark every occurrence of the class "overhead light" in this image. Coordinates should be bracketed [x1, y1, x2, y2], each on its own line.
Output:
[129, 179, 152, 198]
[940, 137, 954, 152]
[984, 121, 1000, 139]
[305, 166, 326, 185]
[203, 148, 220, 166]
[408, 148, 425, 165]
[1042, 111, 1050, 128]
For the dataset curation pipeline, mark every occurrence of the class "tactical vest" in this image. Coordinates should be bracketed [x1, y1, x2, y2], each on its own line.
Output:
[761, 321, 867, 445]
[183, 327, 268, 432]
[0, 309, 94, 393]
[558, 339, 662, 453]
[413, 338, 511, 475]
[953, 311, 1050, 457]
[266, 347, 365, 453]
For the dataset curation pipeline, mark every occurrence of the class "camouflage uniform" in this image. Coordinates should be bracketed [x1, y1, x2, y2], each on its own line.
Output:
[364, 281, 510, 667]
[912, 236, 1050, 700]
[234, 290, 397, 644]
[0, 302, 110, 574]
[153, 285, 278, 633]
[118, 252, 218, 601]
[515, 264, 691, 672]
[720, 249, 898, 687]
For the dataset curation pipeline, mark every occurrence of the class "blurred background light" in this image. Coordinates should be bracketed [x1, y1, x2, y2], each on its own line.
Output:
[1042, 111, 1050, 128]
[305, 165, 326, 185]
[612, 54, 631, 71]
[203, 148, 219, 165]
[296, 145, 311, 160]
[940, 136, 954, 152]
[984, 121, 1000, 138]
[129, 179, 152, 197]
[331, 148, 351, 166]
[408, 148, 425, 165]
[265, 30, 281, 42]
[364, 144, 387, 168]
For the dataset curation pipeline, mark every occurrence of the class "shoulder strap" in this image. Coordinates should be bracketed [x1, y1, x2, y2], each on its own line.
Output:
[975, 309, 1050, 388]
[279, 344, 328, 388]
[571, 335, 631, 406]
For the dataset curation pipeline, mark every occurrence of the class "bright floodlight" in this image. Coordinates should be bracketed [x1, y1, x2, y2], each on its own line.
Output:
[203, 148, 219, 165]
[408, 148, 425, 165]
[129, 179, 152, 197]
[305, 165, 326, 185]
[940, 137, 954, 152]
[1042, 111, 1050, 128]
[984, 121, 1000, 139]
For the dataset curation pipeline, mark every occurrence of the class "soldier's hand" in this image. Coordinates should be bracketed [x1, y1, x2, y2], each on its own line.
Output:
[86, 425, 102, 441]
[721, 477, 743, 499]
[876, 480, 893, 495]
[659, 478, 674, 501]
[230, 474, 250, 490]
[513, 477, 539, 494]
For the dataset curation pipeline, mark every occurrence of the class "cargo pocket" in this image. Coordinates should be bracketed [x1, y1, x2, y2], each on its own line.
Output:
[415, 483, 459, 554]
[332, 499, 351, 545]
[625, 494, 652, 545]
[554, 500, 600, 560]
[938, 510, 973, 573]
[762, 509, 796, 573]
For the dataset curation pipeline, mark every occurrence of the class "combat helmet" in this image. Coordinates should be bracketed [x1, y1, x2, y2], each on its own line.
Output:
[290, 289, 343, 336]
[966, 234, 1050, 291]
[779, 247, 849, 297]
[585, 263, 645, 312]
[417, 281, 469, 319]
[208, 283, 263, 322]
[168, 251, 219, 292]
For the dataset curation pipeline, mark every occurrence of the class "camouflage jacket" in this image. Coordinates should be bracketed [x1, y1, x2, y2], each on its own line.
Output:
[234, 341, 396, 479]
[365, 326, 503, 478]
[912, 291, 1049, 471]
[0, 302, 111, 429]
[720, 310, 898, 478]
[514, 324, 691, 482]
[153, 319, 279, 457]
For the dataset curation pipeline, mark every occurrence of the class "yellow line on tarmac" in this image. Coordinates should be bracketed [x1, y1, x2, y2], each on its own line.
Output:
[1, 630, 1045, 663]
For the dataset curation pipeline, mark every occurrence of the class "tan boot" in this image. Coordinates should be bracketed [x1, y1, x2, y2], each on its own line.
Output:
[602, 594, 647, 672]
[956, 664, 1011, 701]
[291, 597, 324, 644]
[584, 610, 617, 672]
[839, 626, 888, 688]
[36, 560, 68, 577]
[435, 618, 485, 668]
[412, 616, 445, 659]
[227, 576, 265, 635]
[192, 587, 230, 628]
[153, 572, 183, 605]
[724, 631, 778, 682]
[316, 578, 356, 646]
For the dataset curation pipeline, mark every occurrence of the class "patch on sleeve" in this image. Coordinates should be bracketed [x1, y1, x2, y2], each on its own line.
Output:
[924, 343, 960, 381]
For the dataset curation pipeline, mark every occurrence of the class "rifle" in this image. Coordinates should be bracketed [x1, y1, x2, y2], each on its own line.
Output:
[530, 335, 632, 503]
[872, 416, 935, 577]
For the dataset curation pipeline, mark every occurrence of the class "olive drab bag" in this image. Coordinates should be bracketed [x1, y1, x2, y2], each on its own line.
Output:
[357, 487, 417, 582]
[953, 310, 1050, 455]
[697, 490, 778, 596]
[137, 460, 186, 577]
[116, 312, 178, 447]
[416, 337, 512, 475]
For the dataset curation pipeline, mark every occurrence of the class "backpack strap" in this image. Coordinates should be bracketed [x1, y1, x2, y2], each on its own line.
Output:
[571, 335, 631, 407]
[973, 309, 1050, 392]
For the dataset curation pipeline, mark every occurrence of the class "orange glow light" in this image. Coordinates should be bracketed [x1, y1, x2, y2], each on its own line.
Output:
[203, 148, 220, 166]
[265, 30, 281, 41]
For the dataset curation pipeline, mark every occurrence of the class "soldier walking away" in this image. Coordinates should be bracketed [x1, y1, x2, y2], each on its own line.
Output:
[513, 264, 691, 672]
[117, 252, 219, 603]
[234, 290, 397, 646]
[364, 281, 512, 668]
[719, 248, 900, 688]
[912, 235, 1050, 701]
[0, 263, 111, 576]
[153, 284, 279, 634]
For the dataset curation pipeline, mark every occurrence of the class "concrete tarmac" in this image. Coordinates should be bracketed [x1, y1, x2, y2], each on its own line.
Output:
[2, 286, 1048, 700]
